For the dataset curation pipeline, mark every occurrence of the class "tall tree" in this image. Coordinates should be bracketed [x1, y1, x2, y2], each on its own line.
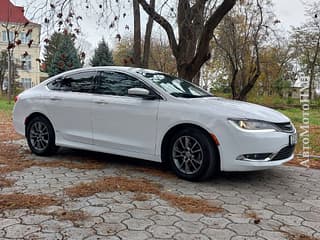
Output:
[213, 0, 274, 100]
[133, 0, 142, 67]
[0, 51, 8, 96]
[47, 34, 81, 76]
[2, 19, 34, 102]
[291, 1, 320, 100]
[142, 0, 155, 68]
[27, 0, 234, 83]
[137, 0, 236, 83]
[43, 32, 66, 73]
[113, 35, 176, 74]
[90, 38, 113, 66]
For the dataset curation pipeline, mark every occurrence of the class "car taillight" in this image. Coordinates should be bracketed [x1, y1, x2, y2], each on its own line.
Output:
[14, 95, 19, 103]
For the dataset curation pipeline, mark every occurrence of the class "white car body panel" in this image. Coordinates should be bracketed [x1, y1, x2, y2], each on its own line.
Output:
[13, 66, 296, 172]
[91, 94, 159, 156]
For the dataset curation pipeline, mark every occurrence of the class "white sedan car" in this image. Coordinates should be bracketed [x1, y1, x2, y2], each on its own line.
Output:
[13, 67, 297, 181]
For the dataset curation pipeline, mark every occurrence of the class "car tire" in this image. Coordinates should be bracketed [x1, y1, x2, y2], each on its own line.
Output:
[26, 116, 58, 156]
[168, 128, 218, 181]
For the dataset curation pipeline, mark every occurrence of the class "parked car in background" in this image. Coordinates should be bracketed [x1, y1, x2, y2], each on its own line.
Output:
[13, 67, 297, 181]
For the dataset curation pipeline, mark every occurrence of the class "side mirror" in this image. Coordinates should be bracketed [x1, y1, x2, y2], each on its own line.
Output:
[128, 87, 150, 96]
[128, 87, 159, 100]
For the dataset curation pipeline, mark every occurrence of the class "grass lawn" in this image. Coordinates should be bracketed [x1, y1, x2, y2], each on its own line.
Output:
[279, 108, 320, 126]
[0, 97, 14, 113]
[279, 108, 320, 156]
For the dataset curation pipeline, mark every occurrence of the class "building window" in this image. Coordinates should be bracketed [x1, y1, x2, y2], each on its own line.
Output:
[21, 78, 32, 89]
[2, 31, 14, 42]
[20, 32, 32, 44]
[21, 55, 32, 71]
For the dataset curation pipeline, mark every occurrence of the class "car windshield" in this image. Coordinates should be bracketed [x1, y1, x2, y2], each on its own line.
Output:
[137, 71, 213, 98]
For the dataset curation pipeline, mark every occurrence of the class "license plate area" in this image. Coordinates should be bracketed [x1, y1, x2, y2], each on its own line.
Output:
[289, 133, 297, 146]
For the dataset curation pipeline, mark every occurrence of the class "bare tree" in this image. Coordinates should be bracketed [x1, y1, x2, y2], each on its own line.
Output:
[2, 20, 33, 102]
[25, 0, 235, 83]
[133, 0, 142, 66]
[213, 0, 275, 100]
[291, 1, 320, 100]
[142, 0, 155, 68]
[137, 0, 236, 83]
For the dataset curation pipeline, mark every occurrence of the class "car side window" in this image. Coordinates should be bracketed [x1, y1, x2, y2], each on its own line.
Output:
[95, 71, 147, 96]
[47, 72, 96, 93]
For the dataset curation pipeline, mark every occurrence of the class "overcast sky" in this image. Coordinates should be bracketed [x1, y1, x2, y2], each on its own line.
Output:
[12, 0, 311, 58]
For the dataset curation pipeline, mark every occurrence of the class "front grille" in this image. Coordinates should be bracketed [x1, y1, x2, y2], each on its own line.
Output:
[274, 122, 294, 133]
[272, 145, 295, 161]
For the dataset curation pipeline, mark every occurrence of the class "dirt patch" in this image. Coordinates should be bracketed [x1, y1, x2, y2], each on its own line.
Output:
[0, 193, 59, 211]
[65, 176, 223, 214]
[0, 177, 15, 188]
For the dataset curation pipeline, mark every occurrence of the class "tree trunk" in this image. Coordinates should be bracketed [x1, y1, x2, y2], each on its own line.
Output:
[193, 71, 201, 85]
[309, 66, 315, 100]
[142, 0, 155, 68]
[137, 0, 236, 83]
[7, 50, 12, 103]
[309, 36, 320, 100]
[237, 71, 261, 101]
[133, 0, 141, 66]
[230, 68, 238, 99]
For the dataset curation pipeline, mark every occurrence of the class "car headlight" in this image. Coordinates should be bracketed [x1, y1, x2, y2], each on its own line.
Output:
[229, 119, 280, 132]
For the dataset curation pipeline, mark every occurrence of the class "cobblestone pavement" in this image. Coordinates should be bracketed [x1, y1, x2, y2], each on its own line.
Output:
[1, 140, 320, 240]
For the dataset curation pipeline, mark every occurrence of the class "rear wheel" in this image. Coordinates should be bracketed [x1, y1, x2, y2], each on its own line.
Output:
[26, 116, 58, 156]
[168, 128, 218, 181]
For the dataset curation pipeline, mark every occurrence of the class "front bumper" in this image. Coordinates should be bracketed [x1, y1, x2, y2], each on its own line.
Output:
[213, 121, 296, 172]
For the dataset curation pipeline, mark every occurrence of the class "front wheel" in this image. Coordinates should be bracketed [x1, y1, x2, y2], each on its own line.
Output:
[26, 116, 58, 156]
[168, 128, 219, 181]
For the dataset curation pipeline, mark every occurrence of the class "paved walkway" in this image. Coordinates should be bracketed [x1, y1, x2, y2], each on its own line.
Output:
[1, 141, 320, 240]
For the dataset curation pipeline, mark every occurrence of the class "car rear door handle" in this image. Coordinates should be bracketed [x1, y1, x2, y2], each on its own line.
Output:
[94, 100, 109, 104]
[50, 97, 62, 101]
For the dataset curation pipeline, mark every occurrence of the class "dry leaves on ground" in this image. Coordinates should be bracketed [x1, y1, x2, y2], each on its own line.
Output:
[0, 112, 23, 142]
[0, 193, 59, 211]
[0, 177, 15, 188]
[159, 192, 223, 214]
[65, 176, 223, 214]
[0, 141, 107, 175]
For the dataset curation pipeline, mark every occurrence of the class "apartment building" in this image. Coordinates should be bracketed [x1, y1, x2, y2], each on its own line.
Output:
[0, 0, 42, 89]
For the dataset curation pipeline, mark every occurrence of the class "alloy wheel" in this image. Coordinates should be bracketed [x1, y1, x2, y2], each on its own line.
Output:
[29, 121, 49, 151]
[172, 135, 204, 175]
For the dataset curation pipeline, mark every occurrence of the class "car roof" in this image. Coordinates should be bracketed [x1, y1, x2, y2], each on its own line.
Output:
[80, 66, 163, 74]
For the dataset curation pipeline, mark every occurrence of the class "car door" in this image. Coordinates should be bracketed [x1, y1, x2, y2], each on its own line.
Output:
[92, 71, 160, 156]
[45, 71, 96, 144]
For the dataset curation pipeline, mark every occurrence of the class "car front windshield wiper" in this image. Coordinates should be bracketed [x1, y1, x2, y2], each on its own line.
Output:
[171, 93, 213, 98]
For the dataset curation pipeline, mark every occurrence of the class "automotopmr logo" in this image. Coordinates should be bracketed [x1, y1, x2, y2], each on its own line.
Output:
[299, 75, 310, 167]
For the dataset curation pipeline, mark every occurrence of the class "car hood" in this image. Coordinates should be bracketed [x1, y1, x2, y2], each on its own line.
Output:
[184, 97, 290, 123]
